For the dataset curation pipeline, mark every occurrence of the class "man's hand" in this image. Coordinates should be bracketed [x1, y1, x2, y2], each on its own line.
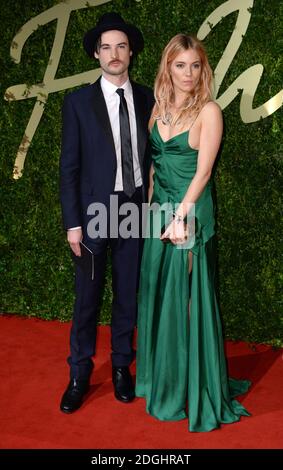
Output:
[67, 228, 83, 256]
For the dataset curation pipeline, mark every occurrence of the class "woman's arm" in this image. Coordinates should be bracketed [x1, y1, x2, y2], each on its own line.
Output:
[178, 101, 222, 215]
[161, 102, 223, 244]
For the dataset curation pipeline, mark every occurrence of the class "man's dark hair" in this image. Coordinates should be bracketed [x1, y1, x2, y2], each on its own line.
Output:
[94, 33, 133, 55]
[94, 36, 102, 54]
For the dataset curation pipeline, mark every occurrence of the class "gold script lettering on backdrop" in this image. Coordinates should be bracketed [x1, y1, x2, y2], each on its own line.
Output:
[4, 0, 283, 179]
[4, 0, 112, 179]
[198, 0, 283, 121]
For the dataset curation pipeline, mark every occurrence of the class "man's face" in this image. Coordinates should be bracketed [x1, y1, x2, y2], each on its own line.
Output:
[94, 30, 132, 79]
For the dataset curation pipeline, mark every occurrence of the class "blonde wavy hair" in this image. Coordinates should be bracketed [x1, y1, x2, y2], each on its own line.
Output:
[150, 34, 213, 128]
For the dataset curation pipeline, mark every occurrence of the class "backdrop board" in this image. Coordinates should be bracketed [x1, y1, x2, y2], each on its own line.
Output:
[0, 0, 282, 346]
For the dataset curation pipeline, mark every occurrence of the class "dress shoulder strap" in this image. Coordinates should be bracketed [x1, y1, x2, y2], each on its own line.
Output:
[188, 113, 199, 131]
[188, 101, 212, 131]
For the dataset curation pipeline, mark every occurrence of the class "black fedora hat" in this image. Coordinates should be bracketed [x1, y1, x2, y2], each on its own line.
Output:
[83, 12, 144, 58]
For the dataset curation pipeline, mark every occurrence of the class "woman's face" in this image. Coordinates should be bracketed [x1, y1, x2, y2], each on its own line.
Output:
[170, 48, 202, 95]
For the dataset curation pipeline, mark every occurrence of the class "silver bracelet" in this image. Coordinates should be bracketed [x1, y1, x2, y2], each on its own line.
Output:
[173, 212, 183, 224]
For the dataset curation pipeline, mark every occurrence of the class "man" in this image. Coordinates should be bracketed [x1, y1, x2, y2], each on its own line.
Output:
[59, 12, 153, 413]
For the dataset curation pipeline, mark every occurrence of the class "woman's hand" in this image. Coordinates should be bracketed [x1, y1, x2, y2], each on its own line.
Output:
[160, 219, 188, 245]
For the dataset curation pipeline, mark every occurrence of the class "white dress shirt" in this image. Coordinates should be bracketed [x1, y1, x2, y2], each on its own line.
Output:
[100, 75, 142, 191]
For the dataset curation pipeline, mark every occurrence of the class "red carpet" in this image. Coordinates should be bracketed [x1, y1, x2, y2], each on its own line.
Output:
[0, 314, 282, 449]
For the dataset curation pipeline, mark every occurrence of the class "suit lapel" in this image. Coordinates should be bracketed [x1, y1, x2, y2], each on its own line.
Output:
[91, 78, 116, 155]
[131, 81, 148, 168]
[91, 78, 149, 188]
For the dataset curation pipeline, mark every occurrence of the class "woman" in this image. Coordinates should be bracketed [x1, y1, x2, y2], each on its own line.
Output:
[136, 34, 250, 432]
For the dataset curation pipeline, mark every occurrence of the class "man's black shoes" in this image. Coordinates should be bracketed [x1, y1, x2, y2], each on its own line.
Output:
[112, 366, 135, 403]
[60, 378, 90, 413]
[60, 368, 135, 412]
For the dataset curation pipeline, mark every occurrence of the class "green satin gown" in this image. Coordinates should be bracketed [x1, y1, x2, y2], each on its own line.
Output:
[136, 121, 251, 432]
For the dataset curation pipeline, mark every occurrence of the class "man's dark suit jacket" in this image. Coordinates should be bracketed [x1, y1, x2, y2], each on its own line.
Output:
[60, 78, 154, 232]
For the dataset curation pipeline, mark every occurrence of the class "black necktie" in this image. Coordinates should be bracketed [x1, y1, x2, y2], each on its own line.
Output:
[116, 88, 135, 198]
